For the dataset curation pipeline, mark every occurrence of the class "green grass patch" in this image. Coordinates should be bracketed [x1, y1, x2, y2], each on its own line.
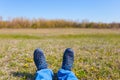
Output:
[0, 33, 120, 39]
[0, 34, 42, 39]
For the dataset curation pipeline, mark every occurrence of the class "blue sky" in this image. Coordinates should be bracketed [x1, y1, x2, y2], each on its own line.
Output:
[0, 0, 120, 23]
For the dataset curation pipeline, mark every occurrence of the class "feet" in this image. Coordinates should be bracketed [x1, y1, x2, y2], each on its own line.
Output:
[33, 48, 48, 70]
[33, 48, 74, 71]
[62, 48, 74, 71]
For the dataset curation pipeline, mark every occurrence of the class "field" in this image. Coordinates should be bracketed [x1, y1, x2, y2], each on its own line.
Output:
[0, 29, 120, 80]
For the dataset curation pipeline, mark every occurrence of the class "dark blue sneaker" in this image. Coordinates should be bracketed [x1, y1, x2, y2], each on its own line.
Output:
[62, 48, 74, 71]
[33, 48, 48, 70]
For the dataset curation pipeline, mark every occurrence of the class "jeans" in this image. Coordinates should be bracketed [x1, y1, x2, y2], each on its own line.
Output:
[35, 69, 78, 80]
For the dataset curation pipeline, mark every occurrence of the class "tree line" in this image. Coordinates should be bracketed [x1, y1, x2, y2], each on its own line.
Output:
[0, 17, 120, 28]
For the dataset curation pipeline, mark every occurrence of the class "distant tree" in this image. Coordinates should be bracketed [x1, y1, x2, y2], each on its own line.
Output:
[0, 16, 120, 28]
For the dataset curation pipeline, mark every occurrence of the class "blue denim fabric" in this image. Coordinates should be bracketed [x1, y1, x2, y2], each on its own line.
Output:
[35, 69, 53, 80]
[35, 69, 78, 80]
[57, 69, 78, 80]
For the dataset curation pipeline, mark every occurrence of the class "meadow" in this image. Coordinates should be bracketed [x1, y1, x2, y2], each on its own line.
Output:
[0, 29, 120, 80]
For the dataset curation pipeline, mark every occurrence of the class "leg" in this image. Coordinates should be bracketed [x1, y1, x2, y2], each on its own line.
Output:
[35, 69, 53, 80]
[34, 48, 53, 80]
[57, 69, 78, 80]
[57, 48, 78, 80]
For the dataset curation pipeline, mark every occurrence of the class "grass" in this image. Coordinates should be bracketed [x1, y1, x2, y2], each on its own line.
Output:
[0, 29, 120, 80]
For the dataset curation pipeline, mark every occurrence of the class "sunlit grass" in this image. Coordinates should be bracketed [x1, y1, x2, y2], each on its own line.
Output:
[0, 29, 120, 80]
[0, 33, 120, 39]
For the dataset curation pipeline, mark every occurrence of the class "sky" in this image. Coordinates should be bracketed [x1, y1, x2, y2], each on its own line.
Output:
[0, 0, 120, 23]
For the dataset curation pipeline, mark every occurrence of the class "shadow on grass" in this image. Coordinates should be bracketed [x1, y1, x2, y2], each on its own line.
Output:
[11, 71, 58, 80]
[11, 71, 34, 80]
[53, 73, 58, 80]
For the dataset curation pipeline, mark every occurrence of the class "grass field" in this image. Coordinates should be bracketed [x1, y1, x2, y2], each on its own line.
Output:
[0, 29, 120, 80]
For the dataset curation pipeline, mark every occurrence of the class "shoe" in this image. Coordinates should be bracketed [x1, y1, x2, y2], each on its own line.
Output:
[33, 48, 48, 70]
[62, 48, 74, 71]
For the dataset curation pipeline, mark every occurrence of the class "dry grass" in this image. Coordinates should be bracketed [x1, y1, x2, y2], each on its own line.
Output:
[0, 29, 120, 80]
[0, 28, 120, 35]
